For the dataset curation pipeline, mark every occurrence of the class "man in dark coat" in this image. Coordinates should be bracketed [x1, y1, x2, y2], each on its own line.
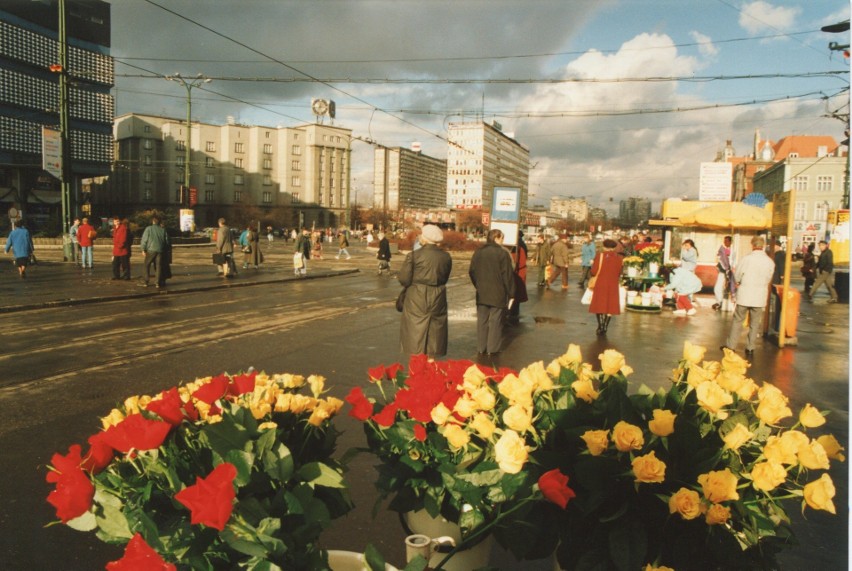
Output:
[469, 228, 516, 355]
[377, 232, 391, 275]
[809, 240, 838, 303]
[398, 225, 452, 357]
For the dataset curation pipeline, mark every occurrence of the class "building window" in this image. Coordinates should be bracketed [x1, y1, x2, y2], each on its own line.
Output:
[817, 175, 833, 192]
[292, 176, 301, 187]
[330, 193, 334, 206]
[794, 201, 807, 220]
[292, 145, 301, 156]
[205, 174, 215, 184]
[292, 160, 301, 170]
[143, 188, 152, 201]
[263, 175, 272, 186]
[291, 192, 300, 203]
[175, 188, 183, 203]
[143, 172, 152, 183]
[263, 143, 272, 154]
[789, 152, 799, 158]
[143, 139, 153, 150]
[262, 191, 272, 204]
[235, 158, 243, 169]
[205, 189, 214, 202]
[143, 125, 151, 133]
[234, 142, 244, 153]
[234, 174, 244, 185]
[792, 176, 808, 192]
[263, 158, 272, 170]
[206, 141, 216, 152]
[143, 155, 152, 166]
[176, 140, 185, 151]
[265, 131, 271, 139]
[176, 156, 185, 167]
[234, 190, 243, 202]
[206, 157, 215, 167]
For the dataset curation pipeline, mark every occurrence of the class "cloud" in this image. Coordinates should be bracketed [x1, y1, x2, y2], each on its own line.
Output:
[738, 1, 800, 35]
[689, 31, 718, 58]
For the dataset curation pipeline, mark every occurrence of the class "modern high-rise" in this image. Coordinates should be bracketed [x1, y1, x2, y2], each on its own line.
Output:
[373, 146, 447, 211]
[112, 114, 351, 229]
[618, 197, 652, 226]
[0, 0, 113, 227]
[446, 121, 529, 212]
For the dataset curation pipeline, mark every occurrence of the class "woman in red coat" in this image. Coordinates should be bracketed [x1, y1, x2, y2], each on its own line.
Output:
[589, 239, 623, 335]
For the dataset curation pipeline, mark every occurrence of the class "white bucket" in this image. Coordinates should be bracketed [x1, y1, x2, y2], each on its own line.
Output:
[328, 550, 399, 571]
[641, 292, 652, 306]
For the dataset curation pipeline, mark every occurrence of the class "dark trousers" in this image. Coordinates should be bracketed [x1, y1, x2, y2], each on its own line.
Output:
[476, 305, 506, 354]
[112, 254, 130, 279]
[549, 265, 568, 287]
[144, 251, 162, 286]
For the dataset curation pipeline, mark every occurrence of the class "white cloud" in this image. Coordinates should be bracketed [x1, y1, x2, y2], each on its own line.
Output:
[689, 31, 718, 58]
[738, 1, 801, 35]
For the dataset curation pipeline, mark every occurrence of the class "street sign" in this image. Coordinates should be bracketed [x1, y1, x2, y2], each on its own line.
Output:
[42, 127, 61, 179]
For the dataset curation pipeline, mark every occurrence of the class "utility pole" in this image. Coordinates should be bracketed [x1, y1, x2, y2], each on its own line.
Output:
[821, 19, 850, 209]
[56, 0, 73, 259]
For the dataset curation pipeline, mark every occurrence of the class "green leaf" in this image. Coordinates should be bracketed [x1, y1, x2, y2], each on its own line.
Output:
[403, 555, 429, 571]
[224, 449, 255, 486]
[200, 413, 251, 459]
[365, 544, 387, 571]
[93, 489, 133, 540]
[607, 517, 647, 571]
[264, 443, 294, 483]
[66, 510, 97, 532]
[297, 462, 346, 488]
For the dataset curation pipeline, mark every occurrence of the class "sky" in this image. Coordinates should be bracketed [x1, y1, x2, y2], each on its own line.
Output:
[108, 0, 850, 214]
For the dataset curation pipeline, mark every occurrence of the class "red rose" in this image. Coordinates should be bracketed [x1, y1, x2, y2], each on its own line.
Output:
[192, 374, 230, 404]
[367, 365, 386, 382]
[106, 533, 176, 571]
[345, 387, 373, 421]
[81, 431, 114, 474]
[408, 354, 430, 375]
[46, 444, 85, 478]
[46, 446, 94, 523]
[372, 404, 399, 428]
[175, 463, 237, 530]
[385, 363, 403, 380]
[538, 469, 576, 509]
[228, 371, 256, 396]
[102, 413, 172, 453]
[147, 387, 195, 425]
[413, 424, 427, 442]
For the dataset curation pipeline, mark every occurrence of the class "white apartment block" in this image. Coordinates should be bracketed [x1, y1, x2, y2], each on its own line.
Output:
[374, 146, 447, 211]
[549, 196, 589, 222]
[446, 121, 529, 212]
[113, 113, 351, 228]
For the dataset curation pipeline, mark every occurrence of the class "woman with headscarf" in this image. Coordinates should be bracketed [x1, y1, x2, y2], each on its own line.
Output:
[398, 224, 453, 357]
[588, 239, 623, 335]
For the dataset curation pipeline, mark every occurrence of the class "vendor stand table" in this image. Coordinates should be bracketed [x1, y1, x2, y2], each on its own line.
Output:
[622, 275, 666, 312]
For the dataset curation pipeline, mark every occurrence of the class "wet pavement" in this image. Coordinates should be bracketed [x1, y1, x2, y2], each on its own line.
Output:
[1, 241, 848, 569]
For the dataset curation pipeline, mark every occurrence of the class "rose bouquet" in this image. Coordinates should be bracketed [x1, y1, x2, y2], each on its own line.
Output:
[542, 343, 843, 571]
[345, 354, 576, 563]
[623, 255, 645, 269]
[636, 243, 663, 265]
[45, 370, 352, 570]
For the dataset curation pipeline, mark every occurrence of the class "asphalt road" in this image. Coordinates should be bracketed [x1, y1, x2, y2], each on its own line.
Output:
[0, 241, 847, 570]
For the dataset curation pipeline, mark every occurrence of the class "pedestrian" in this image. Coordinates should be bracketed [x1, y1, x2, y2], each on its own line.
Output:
[139, 215, 170, 288]
[801, 243, 817, 297]
[159, 219, 172, 285]
[588, 239, 623, 335]
[376, 232, 391, 275]
[215, 217, 236, 278]
[679, 239, 698, 272]
[398, 224, 452, 358]
[5, 220, 33, 278]
[267, 226, 274, 247]
[508, 231, 528, 323]
[723, 235, 775, 357]
[578, 233, 596, 289]
[69, 218, 80, 262]
[311, 231, 323, 259]
[469, 228, 516, 355]
[241, 224, 260, 269]
[111, 216, 130, 281]
[336, 231, 351, 260]
[808, 240, 838, 303]
[77, 217, 96, 269]
[615, 235, 632, 257]
[365, 230, 373, 244]
[666, 266, 703, 316]
[535, 234, 552, 287]
[547, 234, 571, 290]
[294, 229, 311, 276]
[712, 236, 733, 311]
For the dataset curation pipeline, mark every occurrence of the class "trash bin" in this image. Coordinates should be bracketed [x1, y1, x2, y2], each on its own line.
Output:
[834, 270, 849, 303]
[773, 285, 800, 338]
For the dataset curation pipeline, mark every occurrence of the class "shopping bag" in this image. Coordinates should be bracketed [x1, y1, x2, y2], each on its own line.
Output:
[581, 288, 594, 305]
[293, 252, 304, 269]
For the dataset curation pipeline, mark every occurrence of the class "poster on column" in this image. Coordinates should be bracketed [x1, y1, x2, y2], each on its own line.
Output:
[490, 187, 521, 246]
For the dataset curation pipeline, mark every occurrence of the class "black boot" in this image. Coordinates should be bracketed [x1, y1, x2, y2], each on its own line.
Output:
[602, 315, 612, 334]
[595, 314, 604, 335]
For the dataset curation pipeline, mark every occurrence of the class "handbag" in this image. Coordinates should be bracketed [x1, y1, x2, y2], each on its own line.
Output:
[395, 288, 407, 312]
[581, 287, 594, 305]
[587, 253, 603, 289]
[212, 253, 226, 265]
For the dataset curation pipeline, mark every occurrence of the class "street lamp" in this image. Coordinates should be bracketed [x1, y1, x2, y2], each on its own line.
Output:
[165, 73, 211, 211]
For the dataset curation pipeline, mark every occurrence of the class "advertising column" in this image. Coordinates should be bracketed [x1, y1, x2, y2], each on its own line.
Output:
[490, 187, 521, 246]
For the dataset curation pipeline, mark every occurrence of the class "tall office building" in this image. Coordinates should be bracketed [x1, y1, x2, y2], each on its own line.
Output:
[446, 121, 529, 212]
[373, 146, 447, 211]
[113, 114, 351, 229]
[0, 0, 113, 225]
[618, 197, 652, 226]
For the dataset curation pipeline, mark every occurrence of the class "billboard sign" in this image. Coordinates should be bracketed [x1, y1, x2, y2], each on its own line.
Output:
[490, 187, 521, 247]
[42, 127, 61, 179]
[698, 162, 732, 201]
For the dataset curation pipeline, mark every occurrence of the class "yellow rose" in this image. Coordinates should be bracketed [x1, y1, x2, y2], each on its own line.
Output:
[257, 421, 278, 431]
[494, 430, 528, 474]
[470, 386, 496, 411]
[722, 423, 754, 451]
[715, 370, 747, 394]
[498, 373, 534, 407]
[682, 341, 706, 365]
[705, 503, 731, 525]
[644, 566, 675, 571]
[307, 375, 325, 398]
[124, 395, 151, 415]
[560, 344, 583, 366]
[721, 349, 749, 375]
[762, 433, 802, 465]
[101, 408, 126, 429]
[462, 364, 487, 392]
[571, 378, 600, 403]
[599, 349, 627, 376]
[632, 451, 666, 483]
[816, 434, 846, 461]
[581, 429, 609, 456]
[453, 396, 478, 419]
[668, 487, 701, 519]
[757, 382, 786, 401]
[803, 474, 836, 514]
[443, 423, 470, 450]
[702, 360, 722, 378]
[735, 378, 758, 401]
[470, 412, 496, 439]
[275, 373, 305, 388]
[519, 360, 553, 392]
[307, 398, 341, 427]
[756, 392, 793, 425]
[431, 402, 452, 426]
[697, 468, 739, 503]
[695, 380, 733, 417]
[502, 404, 533, 433]
[612, 421, 644, 452]
[799, 404, 826, 428]
[250, 400, 272, 420]
[750, 461, 787, 491]
[686, 364, 712, 388]
[324, 396, 344, 415]
[648, 409, 676, 437]
[577, 362, 595, 383]
[797, 439, 830, 470]
[546, 359, 562, 378]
